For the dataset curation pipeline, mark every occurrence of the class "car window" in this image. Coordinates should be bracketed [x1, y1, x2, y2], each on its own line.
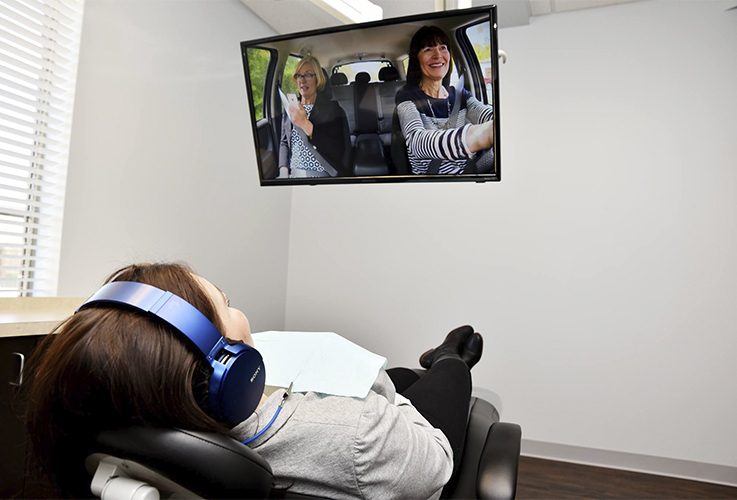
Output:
[463, 22, 493, 102]
[281, 55, 302, 96]
[246, 47, 273, 121]
[333, 60, 392, 83]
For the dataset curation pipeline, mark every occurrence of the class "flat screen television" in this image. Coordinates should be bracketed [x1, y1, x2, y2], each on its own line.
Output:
[241, 5, 499, 186]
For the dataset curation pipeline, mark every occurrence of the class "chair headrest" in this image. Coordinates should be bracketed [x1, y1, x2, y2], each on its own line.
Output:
[90, 427, 273, 498]
[330, 72, 348, 86]
[378, 66, 399, 82]
[355, 72, 370, 84]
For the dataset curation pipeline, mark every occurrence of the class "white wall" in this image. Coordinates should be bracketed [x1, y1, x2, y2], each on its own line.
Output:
[284, 0, 737, 468]
[57, 0, 290, 331]
[57, 0, 736, 475]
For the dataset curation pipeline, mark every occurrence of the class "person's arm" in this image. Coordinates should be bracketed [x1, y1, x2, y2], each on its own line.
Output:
[369, 369, 398, 401]
[464, 119, 494, 152]
[397, 100, 493, 158]
[465, 94, 494, 125]
[308, 103, 341, 147]
[352, 389, 453, 499]
[289, 102, 314, 138]
[305, 101, 350, 176]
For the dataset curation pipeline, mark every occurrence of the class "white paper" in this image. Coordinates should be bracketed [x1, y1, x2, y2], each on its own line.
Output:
[252, 331, 387, 399]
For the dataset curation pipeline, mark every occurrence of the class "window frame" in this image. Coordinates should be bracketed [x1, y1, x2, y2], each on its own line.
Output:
[244, 46, 278, 123]
[456, 19, 492, 104]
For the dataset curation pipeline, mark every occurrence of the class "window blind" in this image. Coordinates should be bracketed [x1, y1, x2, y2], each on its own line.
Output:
[0, 0, 84, 296]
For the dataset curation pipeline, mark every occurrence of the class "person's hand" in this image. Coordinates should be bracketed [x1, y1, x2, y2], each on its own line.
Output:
[288, 101, 308, 129]
[465, 120, 494, 153]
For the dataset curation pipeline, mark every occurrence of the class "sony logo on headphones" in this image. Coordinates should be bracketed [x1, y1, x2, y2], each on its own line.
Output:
[250, 366, 261, 383]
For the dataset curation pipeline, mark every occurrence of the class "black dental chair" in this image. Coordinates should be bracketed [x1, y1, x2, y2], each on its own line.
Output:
[71, 396, 521, 499]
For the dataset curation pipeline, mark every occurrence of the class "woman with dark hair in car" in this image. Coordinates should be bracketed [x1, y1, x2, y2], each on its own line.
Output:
[24, 261, 484, 498]
[278, 55, 351, 178]
[396, 25, 495, 175]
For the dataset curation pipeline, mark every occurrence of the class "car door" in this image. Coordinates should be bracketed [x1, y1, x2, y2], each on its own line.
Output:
[245, 47, 278, 180]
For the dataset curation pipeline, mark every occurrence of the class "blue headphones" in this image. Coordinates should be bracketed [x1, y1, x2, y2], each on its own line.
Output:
[78, 281, 265, 426]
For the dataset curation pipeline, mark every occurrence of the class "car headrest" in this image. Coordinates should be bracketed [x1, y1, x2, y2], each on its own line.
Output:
[355, 72, 370, 85]
[378, 66, 399, 82]
[321, 67, 333, 99]
[330, 72, 348, 86]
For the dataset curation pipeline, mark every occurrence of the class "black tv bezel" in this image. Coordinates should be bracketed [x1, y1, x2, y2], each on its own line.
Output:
[240, 5, 500, 186]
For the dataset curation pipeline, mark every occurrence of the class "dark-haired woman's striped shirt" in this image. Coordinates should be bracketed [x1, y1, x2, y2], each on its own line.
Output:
[396, 86, 493, 175]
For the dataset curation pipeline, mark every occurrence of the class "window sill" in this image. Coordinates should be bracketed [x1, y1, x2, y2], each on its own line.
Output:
[0, 297, 83, 338]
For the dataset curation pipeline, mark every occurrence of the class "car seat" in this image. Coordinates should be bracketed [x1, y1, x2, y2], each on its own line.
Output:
[329, 72, 356, 147]
[352, 71, 388, 176]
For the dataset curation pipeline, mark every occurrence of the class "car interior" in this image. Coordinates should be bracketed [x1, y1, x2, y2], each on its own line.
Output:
[249, 12, 492, 179]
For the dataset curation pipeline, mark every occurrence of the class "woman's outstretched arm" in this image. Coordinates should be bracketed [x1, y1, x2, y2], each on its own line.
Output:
[397, 100, 493, 158]
[465, 96, 494, 125]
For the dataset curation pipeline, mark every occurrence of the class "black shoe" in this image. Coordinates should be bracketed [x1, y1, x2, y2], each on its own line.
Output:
[460, 332, 483, 369]
[419, 325, 473, 369]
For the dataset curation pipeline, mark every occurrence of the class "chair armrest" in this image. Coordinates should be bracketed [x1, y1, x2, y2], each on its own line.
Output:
[444, 397, 521, 500]
[477, 422, 522, 500]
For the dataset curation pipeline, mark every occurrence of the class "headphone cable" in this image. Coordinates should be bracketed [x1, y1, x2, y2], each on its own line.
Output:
[243, 382, 293, 445]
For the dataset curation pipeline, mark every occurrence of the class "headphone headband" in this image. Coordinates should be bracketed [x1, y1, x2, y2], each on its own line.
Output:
[78, 281, 224, 360]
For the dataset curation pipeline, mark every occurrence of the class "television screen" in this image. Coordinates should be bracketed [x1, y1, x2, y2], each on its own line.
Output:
[241, 6, 499, 186]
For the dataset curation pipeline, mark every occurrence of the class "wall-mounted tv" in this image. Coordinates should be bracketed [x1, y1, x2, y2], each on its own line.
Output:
[241, 5, 499, 186]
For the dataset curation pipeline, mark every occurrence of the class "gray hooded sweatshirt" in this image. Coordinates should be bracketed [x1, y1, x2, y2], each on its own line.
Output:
[231, 369, 453, 499]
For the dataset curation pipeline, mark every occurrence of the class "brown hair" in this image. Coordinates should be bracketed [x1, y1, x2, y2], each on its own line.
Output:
[293, 55, 326, 91]
[24, 262, 228, 495]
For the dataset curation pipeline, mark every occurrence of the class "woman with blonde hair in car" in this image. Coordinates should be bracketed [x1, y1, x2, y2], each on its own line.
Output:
[278, 55, 352, 178]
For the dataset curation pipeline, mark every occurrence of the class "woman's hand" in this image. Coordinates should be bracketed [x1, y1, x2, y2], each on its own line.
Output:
[288, 102, 314, 137]
[465, 120, 494, 153]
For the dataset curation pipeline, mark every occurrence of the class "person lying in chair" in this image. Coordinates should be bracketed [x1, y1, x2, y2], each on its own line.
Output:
[24, 262, 483, 499]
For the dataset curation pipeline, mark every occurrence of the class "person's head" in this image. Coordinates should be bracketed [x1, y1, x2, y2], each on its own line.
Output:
[292, 55, 326, 101]
[406, 25, 454, 88]
[24, 262, 252, 493]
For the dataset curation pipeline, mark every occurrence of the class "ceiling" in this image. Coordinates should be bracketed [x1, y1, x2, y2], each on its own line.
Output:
[240, 0, 642, 34]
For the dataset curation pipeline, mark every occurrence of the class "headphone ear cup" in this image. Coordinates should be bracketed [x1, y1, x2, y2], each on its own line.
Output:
[208, 343, 266, 426]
